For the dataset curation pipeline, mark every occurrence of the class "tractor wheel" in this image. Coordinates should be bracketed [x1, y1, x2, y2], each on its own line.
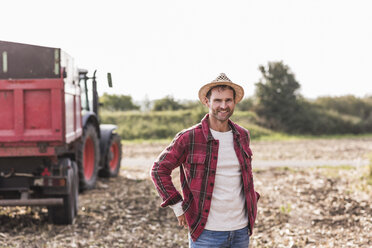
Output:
[99, 133, 122, 177]
[49, 159, 78, 224]
[77, 124, 100, 191]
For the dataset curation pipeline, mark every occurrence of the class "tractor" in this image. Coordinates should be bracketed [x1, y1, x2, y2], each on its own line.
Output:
[0, 40, 121, 224]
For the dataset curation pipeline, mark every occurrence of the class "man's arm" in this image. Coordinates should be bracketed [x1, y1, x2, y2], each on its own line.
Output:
[150, 131, 188, 208]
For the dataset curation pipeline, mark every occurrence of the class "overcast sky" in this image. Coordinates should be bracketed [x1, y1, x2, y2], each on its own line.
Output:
[1, 0, 371, 101]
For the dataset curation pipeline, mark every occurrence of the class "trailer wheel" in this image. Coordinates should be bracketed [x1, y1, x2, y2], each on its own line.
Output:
[72, 161, 79, 215]
[49, 159, 78, 224]
[99, 133, 122, 177]
[77, 124, 100, 191]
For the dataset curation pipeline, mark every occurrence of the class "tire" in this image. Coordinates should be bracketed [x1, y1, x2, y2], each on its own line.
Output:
[77, 124, 100, 191]
[71, 161, 79, 215]
[99, 133, 122, 177]
[49, 159, 78, 224]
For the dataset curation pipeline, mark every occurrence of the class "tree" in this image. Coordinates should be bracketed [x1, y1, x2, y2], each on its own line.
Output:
[254, 61, 302, 131]
[100, 93, 140, 111]
[236, 97, 254, 111]
[152, 95, 183, 111]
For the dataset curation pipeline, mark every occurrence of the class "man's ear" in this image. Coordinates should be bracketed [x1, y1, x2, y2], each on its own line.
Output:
[204, 97, 210, 107]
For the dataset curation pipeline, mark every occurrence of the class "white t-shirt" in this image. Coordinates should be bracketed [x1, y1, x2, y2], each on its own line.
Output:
[205, 129, 248, 231]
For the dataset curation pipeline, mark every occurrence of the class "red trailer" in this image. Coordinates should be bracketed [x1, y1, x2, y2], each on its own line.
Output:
[0, 41, 122, 224]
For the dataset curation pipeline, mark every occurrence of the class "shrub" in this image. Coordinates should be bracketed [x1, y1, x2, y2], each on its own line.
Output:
[100, 93, 140, 111]
[152, 96, 184, 111]
[100, 109, 270, 140]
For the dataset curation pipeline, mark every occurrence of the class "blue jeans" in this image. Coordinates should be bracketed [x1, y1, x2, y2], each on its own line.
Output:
[189, 226, 250, 248]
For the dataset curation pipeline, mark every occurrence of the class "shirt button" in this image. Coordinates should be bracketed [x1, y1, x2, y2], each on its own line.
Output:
[205, 209, 209, 213]
[213, 156, 217, 160]
[210, 183, 214, 186]
[201, 223, 205, 226]
[207, 196, 211, 200]
[214, 141, 217, 145]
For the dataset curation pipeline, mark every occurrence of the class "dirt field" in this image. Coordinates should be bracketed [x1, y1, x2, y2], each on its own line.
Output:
[0, 137, 371, 247]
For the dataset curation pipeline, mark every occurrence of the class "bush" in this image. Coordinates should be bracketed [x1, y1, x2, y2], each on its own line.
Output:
[236, 98, 254, 111]
[280, 100, 363, 135]
[152, 96, 184, 111]
[314, 95, 372, 119]
[100, 110, 197, 140]
[100, 93, 140, 111]
[100, 109, 271, 140]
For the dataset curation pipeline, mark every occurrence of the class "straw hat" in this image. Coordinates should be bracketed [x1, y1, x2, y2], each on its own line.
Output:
[198, 73, 244, 104]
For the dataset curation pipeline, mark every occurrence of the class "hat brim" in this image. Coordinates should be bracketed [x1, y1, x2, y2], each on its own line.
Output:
[198, 81, 244, 105]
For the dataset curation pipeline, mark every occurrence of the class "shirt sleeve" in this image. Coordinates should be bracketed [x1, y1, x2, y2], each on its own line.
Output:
[169, 201, 184, 217]
[150, 131, 188, 208]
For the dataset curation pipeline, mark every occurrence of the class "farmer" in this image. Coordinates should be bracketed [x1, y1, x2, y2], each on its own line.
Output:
[150, 73, 260, 247]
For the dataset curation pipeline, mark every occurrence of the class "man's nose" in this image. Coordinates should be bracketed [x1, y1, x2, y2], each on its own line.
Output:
[220, 101, 227, 109]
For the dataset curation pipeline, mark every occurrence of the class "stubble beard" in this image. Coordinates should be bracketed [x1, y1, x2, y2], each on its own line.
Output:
[211, 107, 234, 122]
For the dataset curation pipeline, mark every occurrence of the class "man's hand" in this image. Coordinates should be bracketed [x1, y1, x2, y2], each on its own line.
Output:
[177, 214, 188, 229]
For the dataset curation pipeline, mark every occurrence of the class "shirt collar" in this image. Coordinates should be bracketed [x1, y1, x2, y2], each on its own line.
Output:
[201, 114, 240, 142]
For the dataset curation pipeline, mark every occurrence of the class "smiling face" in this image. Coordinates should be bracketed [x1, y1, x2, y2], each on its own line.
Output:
[205, 86, 236, 127]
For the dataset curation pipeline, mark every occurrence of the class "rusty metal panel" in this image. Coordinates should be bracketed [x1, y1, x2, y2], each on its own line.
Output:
[0, 146, 57, 157]
[0, 40, 60, 79]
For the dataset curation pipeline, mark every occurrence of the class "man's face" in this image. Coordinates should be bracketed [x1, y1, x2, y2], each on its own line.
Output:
[206, 87, 236, 122]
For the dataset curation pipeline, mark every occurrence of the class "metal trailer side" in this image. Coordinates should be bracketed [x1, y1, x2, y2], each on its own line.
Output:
[0, 41, 81, 223]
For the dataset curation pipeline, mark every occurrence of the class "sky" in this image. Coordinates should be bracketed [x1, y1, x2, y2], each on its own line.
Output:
[1, 0, 371, 102]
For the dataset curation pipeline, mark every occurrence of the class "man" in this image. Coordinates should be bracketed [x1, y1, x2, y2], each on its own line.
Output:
[151, 73, 259, 247]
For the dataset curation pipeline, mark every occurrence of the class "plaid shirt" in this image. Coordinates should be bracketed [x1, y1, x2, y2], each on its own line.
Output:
[151, 114, 260, 241]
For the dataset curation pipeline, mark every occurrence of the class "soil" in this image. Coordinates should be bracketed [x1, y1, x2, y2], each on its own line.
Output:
[0, 138, 371, 247]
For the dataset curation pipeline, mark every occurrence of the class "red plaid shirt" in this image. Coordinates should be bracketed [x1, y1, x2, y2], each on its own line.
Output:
[151, 114, 259, 241]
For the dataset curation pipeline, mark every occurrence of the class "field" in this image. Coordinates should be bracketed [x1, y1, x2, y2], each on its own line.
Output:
[0, 137, 371, 247]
